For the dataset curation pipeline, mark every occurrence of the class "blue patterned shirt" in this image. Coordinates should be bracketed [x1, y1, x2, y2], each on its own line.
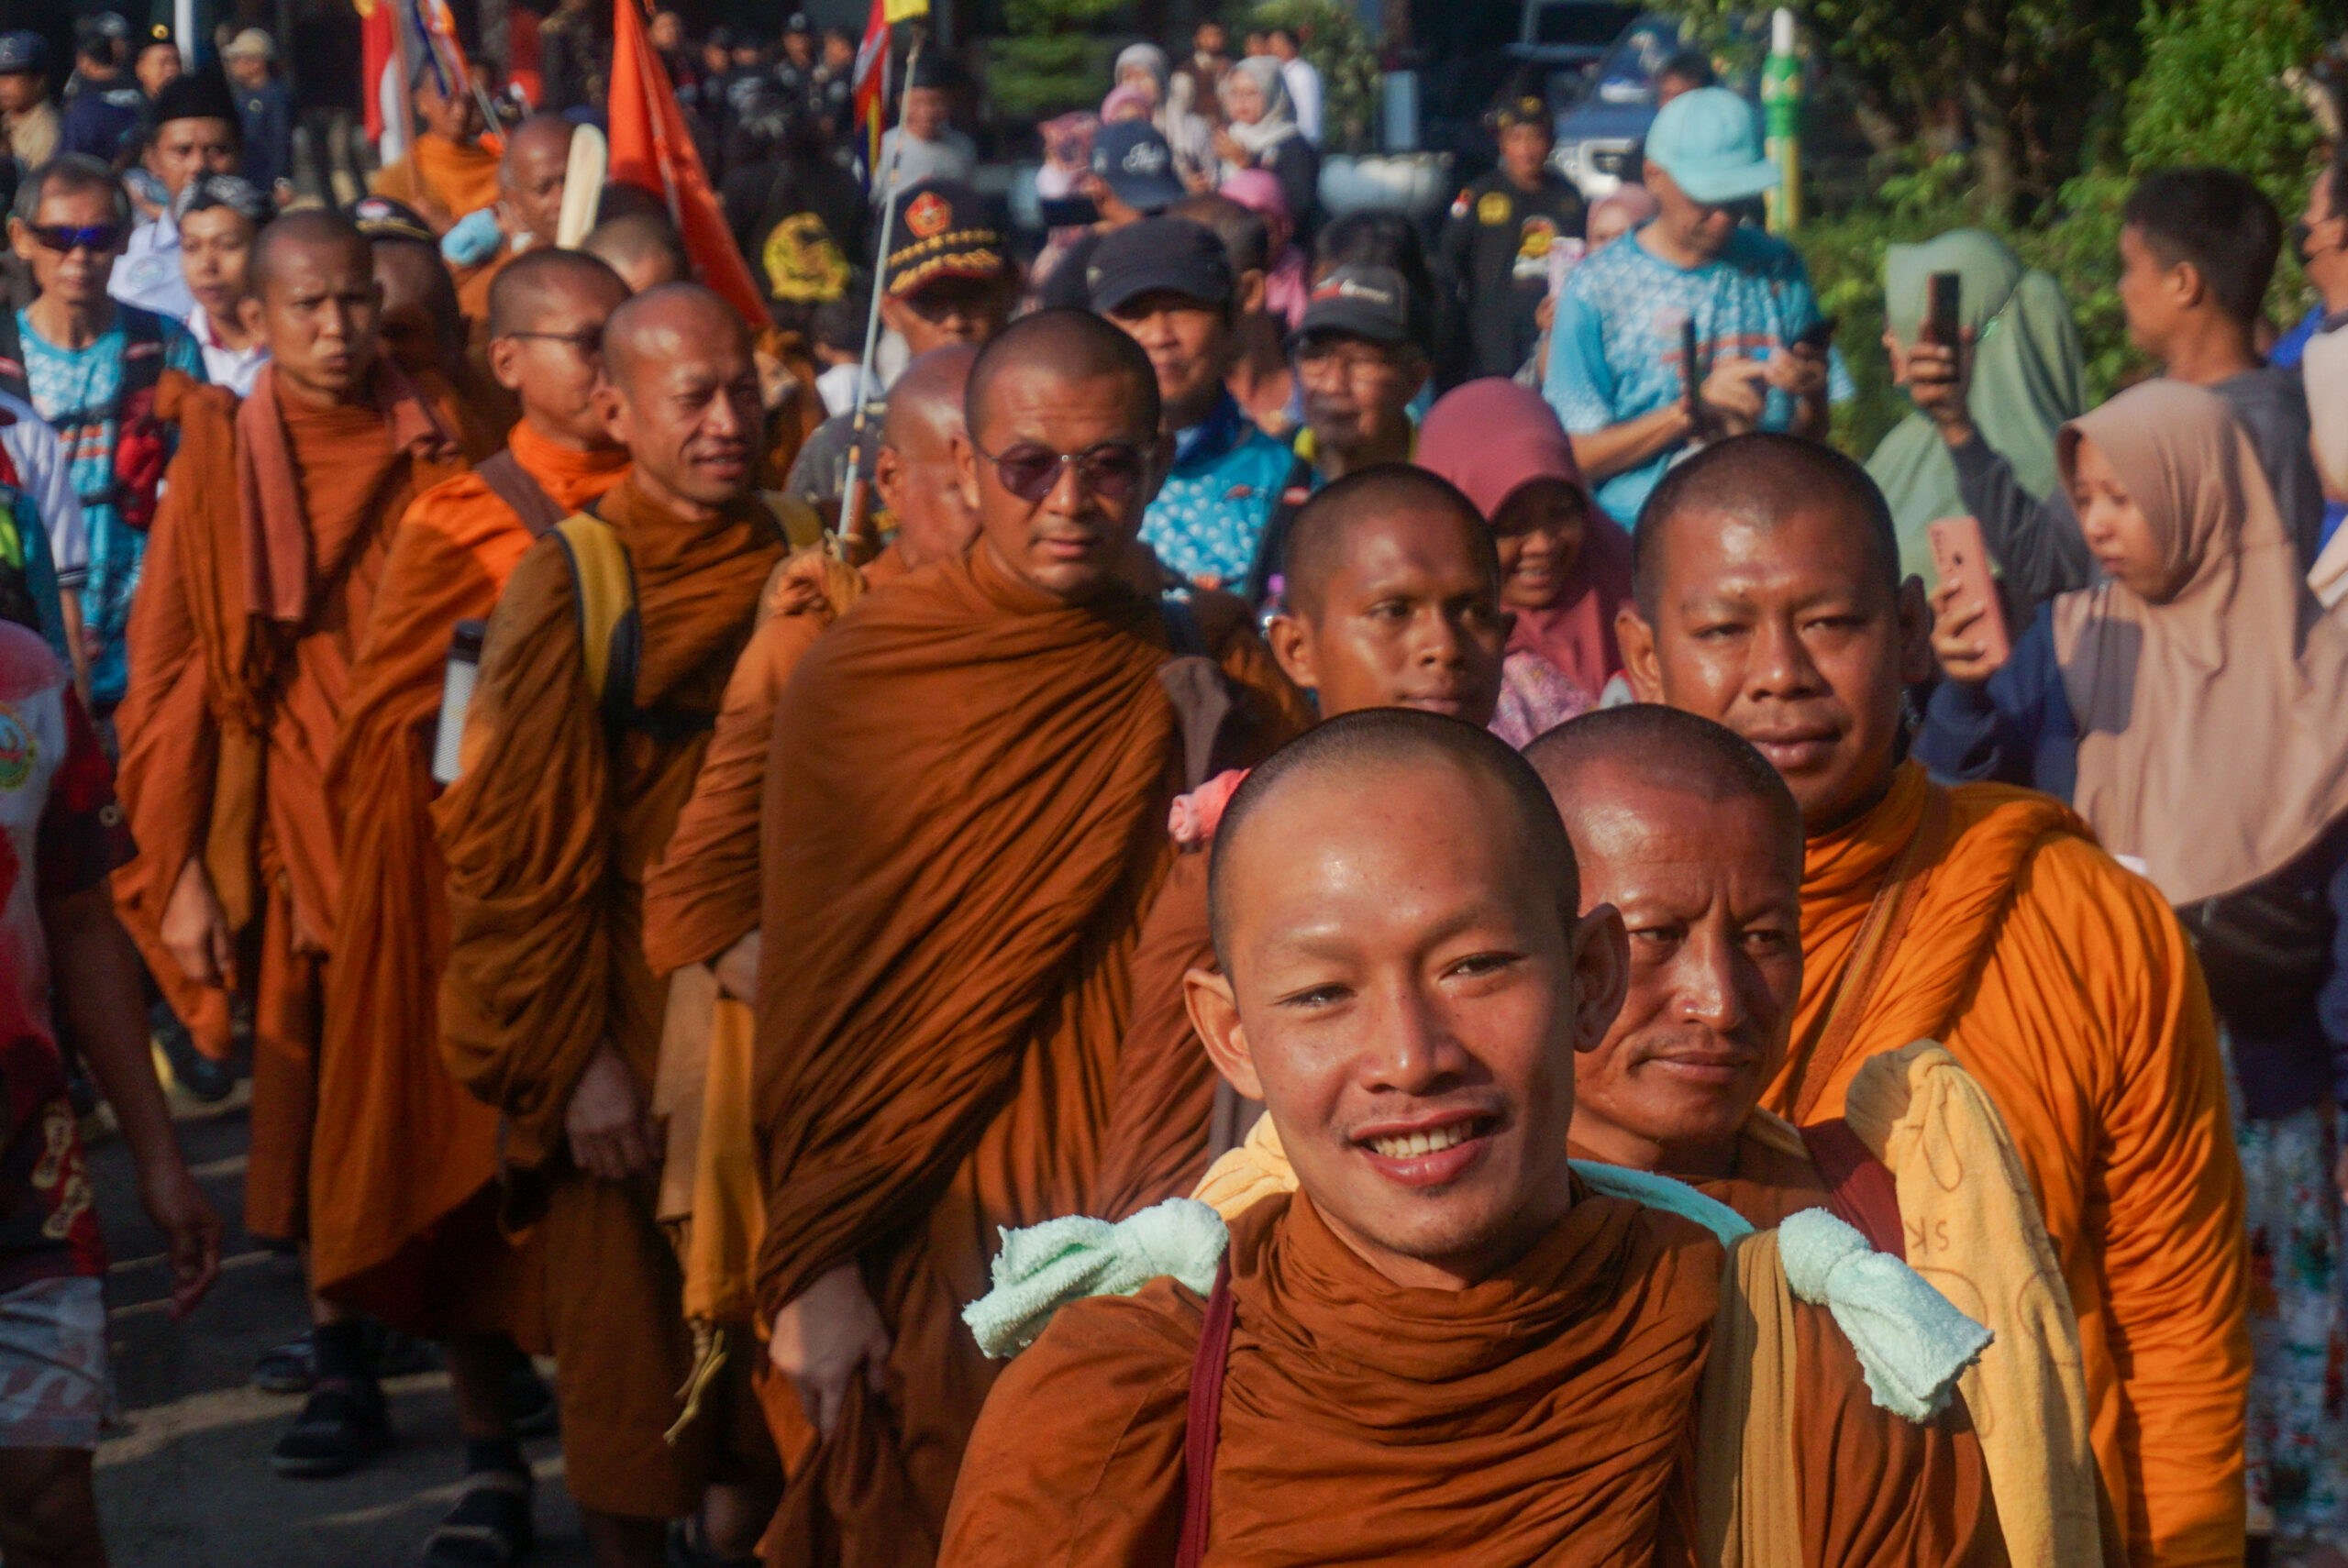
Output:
[19, 307, 206, 710]
[1545, 224, 1848, 525]
[1141, 392, 1296, 591]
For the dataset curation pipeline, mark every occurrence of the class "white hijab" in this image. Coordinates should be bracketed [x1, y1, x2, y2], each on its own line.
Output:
[1221, 55, 1299, 158]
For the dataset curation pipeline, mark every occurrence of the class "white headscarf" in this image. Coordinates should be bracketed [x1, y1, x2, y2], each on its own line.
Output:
[1220, 55, 1298, 158]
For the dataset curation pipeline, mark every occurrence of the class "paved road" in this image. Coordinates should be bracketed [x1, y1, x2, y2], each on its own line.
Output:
[89, 1090, 593, 1568]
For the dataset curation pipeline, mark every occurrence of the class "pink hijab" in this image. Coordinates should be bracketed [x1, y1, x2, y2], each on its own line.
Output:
[1417, 380, 1634, 716]
[1220, 166, 1309, 328]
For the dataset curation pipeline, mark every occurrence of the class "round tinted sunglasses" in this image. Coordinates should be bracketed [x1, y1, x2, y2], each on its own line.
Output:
[972, 438, 1148, 503]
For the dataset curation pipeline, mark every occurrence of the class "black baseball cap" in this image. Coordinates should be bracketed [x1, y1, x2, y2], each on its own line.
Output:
[1087, 216, 1233, 314]
[1488, 94, 1550, 133]
[1090, 121, 1185, 214]
[1288, 263, 1424, 352]
[0, 32, 46, 74]
[882, 180, 1007, 295]
[346, 194, 437, 244]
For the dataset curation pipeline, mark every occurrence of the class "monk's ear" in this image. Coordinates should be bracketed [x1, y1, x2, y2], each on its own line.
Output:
[951, 431, 982, 515]
[1892, 573, 1934, 687]
[1615, 602, 1664, 703]
[487, 335, 523, 392]
[1186, 966, 1266, 1101]
[593, 378, 629, 447]
[1265, 612, 1317, 697]
[238, 291, 268, 349]
[1567, 902, 1628, 1056]
[872, 442, 906, 516]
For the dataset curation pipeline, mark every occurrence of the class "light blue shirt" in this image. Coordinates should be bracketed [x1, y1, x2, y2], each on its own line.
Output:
[1545, 223, 1849, 525]
[1141, 392, 1295, 590]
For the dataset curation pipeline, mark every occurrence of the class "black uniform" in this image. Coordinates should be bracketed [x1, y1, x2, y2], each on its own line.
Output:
[1437, 169, 1586, 381]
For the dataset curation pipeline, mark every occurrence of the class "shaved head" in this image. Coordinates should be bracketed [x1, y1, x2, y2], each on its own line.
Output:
[1632, 434, 1901, 620]
[1211, 709, 1578, 964]
[1526, 705, 1804, 878]
[501, 114, 576, 182]
[1282, 466, 1494, 621]
[581, 211, 690, 294]
[370, 235, 463, 371]
[965, 308, 1159, 445]
[250, 209, 371, 301]
[878, 344, 980, 568]
[487, 247, 626, 338]
[602, 282, 749, 392]
[883, 342, 979, 450]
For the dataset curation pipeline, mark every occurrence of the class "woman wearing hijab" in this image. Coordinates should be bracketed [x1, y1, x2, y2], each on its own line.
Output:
[1417, 380, 1634, 748]
[1866, 228, 2087, 585]
[1220, 167, 1309, 329]
[1113, 42, 1214, 191]
[1915, 379, 2348, 1555]
[1216, 56, 1319, 240]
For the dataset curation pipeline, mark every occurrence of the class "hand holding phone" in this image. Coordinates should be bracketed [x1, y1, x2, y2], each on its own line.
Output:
[1926, 516, 2011, 681]
[1925, 271, 1962, 348]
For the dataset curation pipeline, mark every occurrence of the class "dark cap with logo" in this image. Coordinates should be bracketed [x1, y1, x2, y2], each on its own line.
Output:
[345, 194, 437, 245]
[1488, 94, 1550, 133]
[1090, 120, 1185, 214]
[0, 31, 46, 73]
[883, 179, 1007, 296]
[1087, 216, 1234, 314]
[1289, 263, 1424, 351]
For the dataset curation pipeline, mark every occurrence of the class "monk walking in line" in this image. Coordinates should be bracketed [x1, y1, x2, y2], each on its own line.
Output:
[109, 209, 477, 1478]
[438, 283, 791, 1568]
[1616, 433, 2246, 1566]
[942, 709, 2007, 1567]
[451, 115, 577, 337]
[317, 248, 632, 1564]
[751, 309, 1303, 1562]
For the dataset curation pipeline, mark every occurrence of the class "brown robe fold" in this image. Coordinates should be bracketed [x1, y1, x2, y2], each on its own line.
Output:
[310, 422, 626, 1331]
[942, 1186, 2005, 1568]
[437, 472, 782, 1517]
[641, 544, 904, 976]
[752, 548, 1303, 1562]
[115, 363, 471, 1242]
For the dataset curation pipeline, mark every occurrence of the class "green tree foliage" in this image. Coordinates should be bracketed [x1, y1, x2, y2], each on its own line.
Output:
[986, 0, 1119, 119]
[1249, 0, 1380, 153]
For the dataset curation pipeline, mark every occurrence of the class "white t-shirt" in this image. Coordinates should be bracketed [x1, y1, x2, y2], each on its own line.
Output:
[875, 127, 978, 198]
[107, 210, 196, 324]
[189, 306, 268, 398]
[0, 392, 85, 589]
[1280, 57, 1324, 144]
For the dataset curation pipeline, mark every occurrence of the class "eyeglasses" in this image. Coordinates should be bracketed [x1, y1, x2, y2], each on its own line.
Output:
[27, 224, 124, 254]
[972, 437, 1149, 503]
[502, 326, 604, 355]
[1297, 339, 1406, 377]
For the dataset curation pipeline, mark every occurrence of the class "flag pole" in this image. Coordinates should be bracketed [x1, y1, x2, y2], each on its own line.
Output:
[836, 26, 925, 558]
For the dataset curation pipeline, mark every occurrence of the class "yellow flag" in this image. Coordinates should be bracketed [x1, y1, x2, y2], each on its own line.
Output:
[884, 0, 929, 22]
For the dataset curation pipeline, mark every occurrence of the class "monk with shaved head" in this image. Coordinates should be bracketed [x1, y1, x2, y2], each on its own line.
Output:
[452, 115, 578, 340]
[748, 307, 1306, 1561]
[1619, 431, 2246, 1565]
[581, 210, 691, 295]
[111, 208, 478, 1478]
[313, 246, 633, 1562]
[437, 282, 799, 1566]
[945, 709, 2008, 1567]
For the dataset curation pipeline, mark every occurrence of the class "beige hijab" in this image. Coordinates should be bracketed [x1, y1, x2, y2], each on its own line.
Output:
[2054, 379, 2348, 904]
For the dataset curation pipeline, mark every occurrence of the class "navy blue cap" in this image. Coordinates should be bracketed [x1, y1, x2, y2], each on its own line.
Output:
[79, 12, 130, 43]
[1090, 120, 1185, 214]
[1289, 262, 1427, 352]
[1087, 216, 1233, 314]
[0, 31, 46, 73]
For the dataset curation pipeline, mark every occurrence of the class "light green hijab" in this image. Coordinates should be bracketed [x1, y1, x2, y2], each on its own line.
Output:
[1865, 229, 2088, 585]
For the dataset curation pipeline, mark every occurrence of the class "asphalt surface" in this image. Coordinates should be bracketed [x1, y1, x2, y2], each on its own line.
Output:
[87, 1088, 593, 1568]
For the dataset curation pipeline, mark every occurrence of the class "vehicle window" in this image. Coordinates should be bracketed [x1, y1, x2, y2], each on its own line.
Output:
[1529, 1, 1638, 47]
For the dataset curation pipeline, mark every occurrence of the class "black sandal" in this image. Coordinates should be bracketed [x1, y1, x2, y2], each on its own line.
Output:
[424, 1467, 534, 1566]
[505, 1360, 558, 1439]
[270, 1379, 391, 1478]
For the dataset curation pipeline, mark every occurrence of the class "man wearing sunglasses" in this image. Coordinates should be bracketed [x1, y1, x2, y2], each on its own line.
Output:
[782, 178, 1016, 539]
[750, 307, 1308, 1562]
[7, 153, 206, 721]
[1093, 215, 1296, 596]
[320, 248, 631, 1567]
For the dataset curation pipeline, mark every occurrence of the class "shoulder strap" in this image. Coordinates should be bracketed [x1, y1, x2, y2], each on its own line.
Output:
[476, 450, 569, 538]
[1176, 1259, 1236, 1568]
[1158, 595, 1207, 658]
[1797, 1120, 1907, 1258]
[118, 305, 169, 401]
[0, 306, 26, 407]
[551, 511, 639, 732]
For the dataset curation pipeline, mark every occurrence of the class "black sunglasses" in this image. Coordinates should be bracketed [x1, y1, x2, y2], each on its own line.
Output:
[28, 223, 124, 254]
[972, 438, 1149, 503]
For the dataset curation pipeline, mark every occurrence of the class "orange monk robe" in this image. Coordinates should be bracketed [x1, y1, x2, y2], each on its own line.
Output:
[1767, 762, 2246, 1568]
[751, 555, 1308, 1562]
[942, 1186, 2006, 1568]
[113, 363, 473, 1243]
[437, 474, 783, 1519]
[373, 132, 503, 225]
[310, 422, 628, 1331]
[641, 543, 907, 977]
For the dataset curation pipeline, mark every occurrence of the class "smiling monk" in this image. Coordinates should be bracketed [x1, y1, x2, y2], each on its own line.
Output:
[1617, 433, 2245, 1568]
[941, 710, 2007, 1567]
[751, 310, 1305, 1562]
[438, 284, 788, 1568]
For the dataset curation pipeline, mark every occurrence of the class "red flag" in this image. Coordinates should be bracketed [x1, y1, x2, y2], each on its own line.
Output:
[607, 0, 769, 326]
[852, 0, 890, 171]
[358, 0, 400, 147]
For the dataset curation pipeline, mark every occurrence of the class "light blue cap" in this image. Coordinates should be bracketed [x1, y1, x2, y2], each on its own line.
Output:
[1645, 86, 1779, 204]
